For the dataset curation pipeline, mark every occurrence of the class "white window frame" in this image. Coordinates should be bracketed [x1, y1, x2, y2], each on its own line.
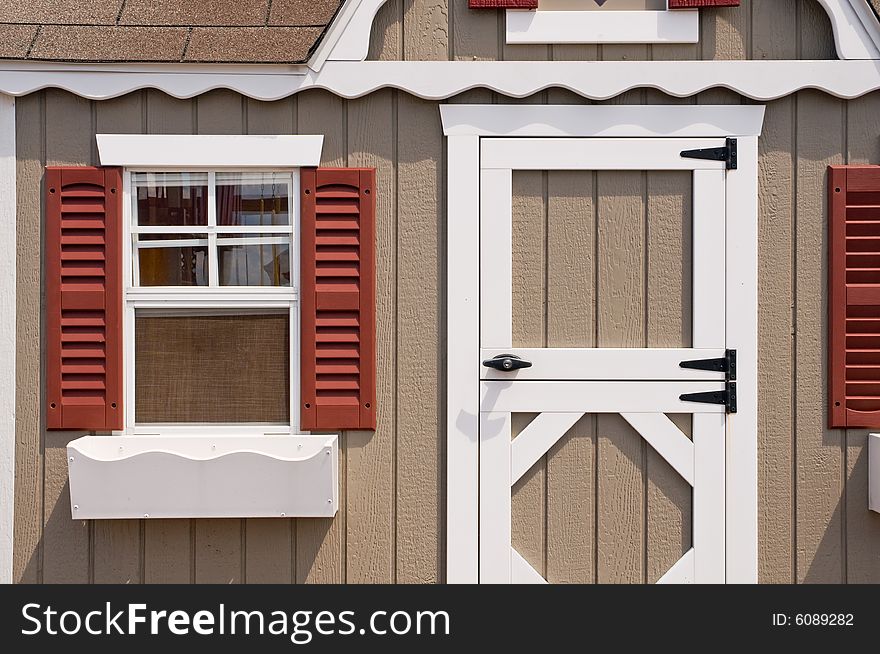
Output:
[96, 133, 325, 437]
[440, 104, 765, 584]
[506, 2, 699, 45]
[122, 168, 302, 436]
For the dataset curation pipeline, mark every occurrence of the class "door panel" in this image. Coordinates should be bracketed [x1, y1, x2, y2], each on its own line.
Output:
[479, 137, 729, 584]
[510, 170, 694, 350]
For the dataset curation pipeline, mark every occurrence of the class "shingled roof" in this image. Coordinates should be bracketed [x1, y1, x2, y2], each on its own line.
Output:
[0, 0, 344, 64]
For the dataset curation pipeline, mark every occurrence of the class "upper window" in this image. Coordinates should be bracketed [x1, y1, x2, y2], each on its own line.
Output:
[505, 0, 701, 45]
[131, 171, 294, 288]
[539, 0, 666, 9]
[125, 170, 299, 434]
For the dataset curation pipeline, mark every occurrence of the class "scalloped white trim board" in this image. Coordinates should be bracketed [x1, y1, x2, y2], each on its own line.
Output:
[1, 60, 880, 102]
[0, 94, 14, 585]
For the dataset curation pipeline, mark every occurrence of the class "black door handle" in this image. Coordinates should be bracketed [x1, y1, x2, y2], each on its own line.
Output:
[482, 354, 533, 372]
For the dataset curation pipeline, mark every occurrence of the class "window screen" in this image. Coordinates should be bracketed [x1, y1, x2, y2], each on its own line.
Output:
[134, 312, 290, 424]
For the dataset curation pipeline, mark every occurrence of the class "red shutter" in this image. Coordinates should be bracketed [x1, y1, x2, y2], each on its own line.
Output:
[468, 0, 539, 9]
[829, 165, 880, 429]
[46, 167, 123, 431]
[301, 168, 376, 431]
[668, 0, 740, 7]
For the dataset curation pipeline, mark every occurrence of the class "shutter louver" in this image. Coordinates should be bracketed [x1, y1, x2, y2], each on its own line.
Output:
[668, 1, 740, 7]
[301, 168, 376, 431]
[829, 165, 880, 428]
[46, 167, 123, 431]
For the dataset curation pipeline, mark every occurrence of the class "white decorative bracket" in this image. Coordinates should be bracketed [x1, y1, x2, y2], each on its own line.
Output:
[817, 0, 880, 59]
[310, 0, 391, 70]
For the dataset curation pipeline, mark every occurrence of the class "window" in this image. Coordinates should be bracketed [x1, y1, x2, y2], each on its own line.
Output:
[124, 170, 300, 433]
[504, 0, 701, 45]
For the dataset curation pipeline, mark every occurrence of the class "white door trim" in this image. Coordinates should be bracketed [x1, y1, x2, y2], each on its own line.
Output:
[0, 93, 15, 585]
[441, 104, 764, 584]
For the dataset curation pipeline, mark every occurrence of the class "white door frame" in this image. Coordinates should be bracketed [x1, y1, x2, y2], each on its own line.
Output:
[440, 104, 765, 584]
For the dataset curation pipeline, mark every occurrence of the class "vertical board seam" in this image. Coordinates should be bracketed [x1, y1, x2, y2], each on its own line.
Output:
[392, 89, 399, 583]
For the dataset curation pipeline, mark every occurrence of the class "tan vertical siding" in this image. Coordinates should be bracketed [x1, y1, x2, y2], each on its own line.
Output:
[346, 89, 396, 583]
[11, 0, 880, 581]
[13, 91, 44, 584]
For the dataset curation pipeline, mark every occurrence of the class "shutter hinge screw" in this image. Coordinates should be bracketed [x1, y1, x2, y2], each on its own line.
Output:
[69, 456, 74, 463]
[73, 505, 79, 511]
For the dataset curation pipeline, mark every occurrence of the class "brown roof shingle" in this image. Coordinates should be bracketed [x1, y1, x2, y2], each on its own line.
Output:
[0, 0, 343, 64]
[119, 0, 271, 27]
[0, 24, 38, 59]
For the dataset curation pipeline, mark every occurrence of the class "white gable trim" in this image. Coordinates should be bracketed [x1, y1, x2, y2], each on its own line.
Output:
[309, 0, 390, 70]
[818, 0, 880, 59]
[0, 93, 15, 585]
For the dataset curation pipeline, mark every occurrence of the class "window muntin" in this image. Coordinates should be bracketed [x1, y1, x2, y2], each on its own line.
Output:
[124, 169, 300, 433]
[131, 171, 294, 288]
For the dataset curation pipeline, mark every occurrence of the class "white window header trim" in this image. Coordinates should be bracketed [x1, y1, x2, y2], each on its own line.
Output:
[96, 134, 324, 168]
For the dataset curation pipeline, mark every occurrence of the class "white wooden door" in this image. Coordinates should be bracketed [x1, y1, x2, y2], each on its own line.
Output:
[479, 137, 731, 584]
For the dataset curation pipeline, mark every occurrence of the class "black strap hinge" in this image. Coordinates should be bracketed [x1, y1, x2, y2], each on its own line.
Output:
[679, 349, 737, 413]
[680, 137, 738, 170]
[679, 349, 736, 380]
[680, 381, 737, 414]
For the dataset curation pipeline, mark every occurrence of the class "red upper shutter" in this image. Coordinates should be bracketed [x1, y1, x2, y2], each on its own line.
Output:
[468, 0, 538, 9]
[829, 165, 880, 429]
[300, 168, 376, 431]
[668, 1, 740, 7]
[46, 167, 123, 431]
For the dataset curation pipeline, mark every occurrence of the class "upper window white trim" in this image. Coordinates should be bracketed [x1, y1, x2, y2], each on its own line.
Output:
[439, 104, 766, 137]
[506, 8, 699, 45]
[96, 134, 324, 168]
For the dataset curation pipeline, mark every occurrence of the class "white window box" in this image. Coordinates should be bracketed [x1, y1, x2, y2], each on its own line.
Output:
[67, 435, 338, 519]
[871, 433, 880, 513]
[506, 9, 699, 45]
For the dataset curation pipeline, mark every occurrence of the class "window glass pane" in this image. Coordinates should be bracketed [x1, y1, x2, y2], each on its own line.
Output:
[136, 234, 209, 286]
[216, 172, 291, 227]
[218, 234, 291, 286]
[135, 312, 290, 424]
[132, 172, 208, 227]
